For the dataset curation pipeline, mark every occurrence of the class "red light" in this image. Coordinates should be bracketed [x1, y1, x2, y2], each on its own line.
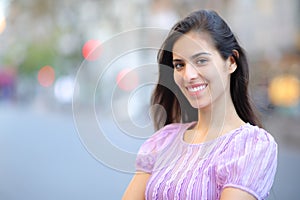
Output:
[82, 39, 102, 61]
[116, 68, 139, 91]
[37, 66, 55, 87]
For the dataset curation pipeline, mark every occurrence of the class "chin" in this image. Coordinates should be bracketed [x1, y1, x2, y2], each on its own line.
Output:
[189, 100, 210, 109]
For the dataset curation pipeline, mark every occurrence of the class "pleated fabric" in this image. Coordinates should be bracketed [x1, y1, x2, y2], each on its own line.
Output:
[136, 122, 277, 200]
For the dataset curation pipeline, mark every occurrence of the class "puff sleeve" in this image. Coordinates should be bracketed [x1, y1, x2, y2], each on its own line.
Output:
[135, 124, 181, 173]
[216, 126, 278, 200]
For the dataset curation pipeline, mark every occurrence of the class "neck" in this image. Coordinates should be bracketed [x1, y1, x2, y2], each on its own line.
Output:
[194, 93, 245, 140]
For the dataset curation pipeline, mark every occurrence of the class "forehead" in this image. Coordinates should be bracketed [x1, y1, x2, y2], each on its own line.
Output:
[172, 31, 216, 58]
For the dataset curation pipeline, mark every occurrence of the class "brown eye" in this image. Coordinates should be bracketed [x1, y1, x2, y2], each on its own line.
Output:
[173, 62, 184, 70]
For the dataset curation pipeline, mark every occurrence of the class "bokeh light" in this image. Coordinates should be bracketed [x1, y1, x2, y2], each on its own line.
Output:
[37, 65, 55, 87]
[116, 68, 139, 91]
[268, 74, 300, 107]
[82, 39, 102, 61]
[0, 16, 6, 34]
[54, 76, 75, 103]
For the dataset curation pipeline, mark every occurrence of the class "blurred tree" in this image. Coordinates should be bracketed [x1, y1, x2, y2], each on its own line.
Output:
[20, 42, 56, 76]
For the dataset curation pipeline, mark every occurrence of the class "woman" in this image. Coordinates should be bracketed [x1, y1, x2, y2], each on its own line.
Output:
[123, 10, 277, 200]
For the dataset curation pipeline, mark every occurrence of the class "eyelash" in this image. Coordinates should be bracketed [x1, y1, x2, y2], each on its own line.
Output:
[173, 63, 184, 70]
[173, 59, 208, 70]
[196, 59, 208, 65]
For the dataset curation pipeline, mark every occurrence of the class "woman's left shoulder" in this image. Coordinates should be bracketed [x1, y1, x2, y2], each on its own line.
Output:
[217, 123, 278, 199]
[235, 123, 277, 145]
[220, 123, 278, 157]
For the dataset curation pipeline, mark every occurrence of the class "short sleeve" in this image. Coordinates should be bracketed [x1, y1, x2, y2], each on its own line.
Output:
[216, 126, 278, 200]
[135, 123, 181, 173]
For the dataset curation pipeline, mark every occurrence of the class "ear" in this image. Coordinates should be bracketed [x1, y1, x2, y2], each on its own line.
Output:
[228, 50, 239, 73]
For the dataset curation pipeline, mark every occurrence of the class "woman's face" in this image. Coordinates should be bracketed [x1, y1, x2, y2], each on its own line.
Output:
[172, 31, 236, 109]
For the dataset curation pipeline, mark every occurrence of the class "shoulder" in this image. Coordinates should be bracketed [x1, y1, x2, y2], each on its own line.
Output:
[228, 123, 277, 150]
[138, 123, 186, 154]
[217, 123, 278, 171]
[217, 124, 278, 199]
[135, 122, 190, 173]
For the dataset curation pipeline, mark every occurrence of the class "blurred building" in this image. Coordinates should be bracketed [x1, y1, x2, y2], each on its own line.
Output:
[0, 0, 299, 134]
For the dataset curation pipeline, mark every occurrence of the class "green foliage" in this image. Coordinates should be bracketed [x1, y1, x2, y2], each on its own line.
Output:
[19, 42, 57, 76]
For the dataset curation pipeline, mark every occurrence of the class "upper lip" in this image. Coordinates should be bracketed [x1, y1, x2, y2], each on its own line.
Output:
[186, 83, 208, 88]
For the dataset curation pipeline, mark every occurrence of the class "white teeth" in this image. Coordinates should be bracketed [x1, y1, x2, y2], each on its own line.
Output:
[187, 84, 207, 92]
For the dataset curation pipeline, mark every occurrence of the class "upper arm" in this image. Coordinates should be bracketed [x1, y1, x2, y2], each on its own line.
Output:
[122, 172, 151, 200]
[220, 187, 257, 200]
[124, 124, 180, 199]
[217, 127, 277, 199]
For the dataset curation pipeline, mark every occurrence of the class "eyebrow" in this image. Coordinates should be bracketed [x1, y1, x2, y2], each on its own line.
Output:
[173, 52, 212, 62]
[190, 52, 211, 60]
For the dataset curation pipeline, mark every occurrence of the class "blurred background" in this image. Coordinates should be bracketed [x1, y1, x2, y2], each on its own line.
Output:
[1, 0, 300, 199]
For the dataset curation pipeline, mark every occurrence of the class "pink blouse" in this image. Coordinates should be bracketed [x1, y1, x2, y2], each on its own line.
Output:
[136, 122, 277, 200]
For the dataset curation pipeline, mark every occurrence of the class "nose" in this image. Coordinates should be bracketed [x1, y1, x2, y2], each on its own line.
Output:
[183, 63, 198, 81]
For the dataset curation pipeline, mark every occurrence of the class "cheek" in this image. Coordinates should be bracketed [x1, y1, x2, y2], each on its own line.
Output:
[211, 65, 229, 84]
[173, 72, 181, 87]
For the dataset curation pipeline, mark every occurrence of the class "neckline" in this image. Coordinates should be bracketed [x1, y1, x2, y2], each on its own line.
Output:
[180, 121, 250, 146]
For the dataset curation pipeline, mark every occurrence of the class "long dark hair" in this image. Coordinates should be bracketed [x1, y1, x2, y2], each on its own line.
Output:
[151, 9, 262, 130]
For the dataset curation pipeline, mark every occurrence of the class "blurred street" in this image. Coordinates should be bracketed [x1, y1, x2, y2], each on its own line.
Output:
[0, 103, 135, 200]
[0, 103, 300, 200]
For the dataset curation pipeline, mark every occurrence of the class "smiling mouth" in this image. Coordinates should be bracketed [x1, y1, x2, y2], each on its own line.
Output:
[186, 83, 208, 92]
